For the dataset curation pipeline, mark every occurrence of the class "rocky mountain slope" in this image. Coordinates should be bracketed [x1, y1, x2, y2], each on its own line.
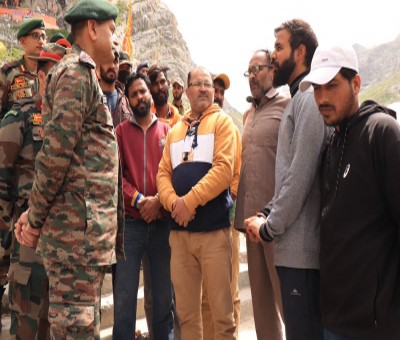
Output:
[358, 34, 400, 107]
[1, 0, 399, 121]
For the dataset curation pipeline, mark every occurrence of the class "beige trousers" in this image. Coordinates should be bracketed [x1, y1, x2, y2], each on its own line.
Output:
[170, 229, 236, 340]
[201, 226, 240, 339]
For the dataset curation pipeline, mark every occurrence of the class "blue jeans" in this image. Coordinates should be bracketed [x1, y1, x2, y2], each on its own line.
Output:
[112, 217, 173, 340]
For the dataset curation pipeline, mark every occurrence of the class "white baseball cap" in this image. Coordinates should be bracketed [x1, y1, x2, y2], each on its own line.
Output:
[300, 45, 359, 92]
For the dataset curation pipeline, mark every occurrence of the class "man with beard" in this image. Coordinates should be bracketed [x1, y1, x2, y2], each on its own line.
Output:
[213, 73, 229, 109]
[171, 77, 187, 116]
[235, 49, 289, 340]
[117, 51, 133, 88]
[112, 72, 173, 339]
[300, 45, 400, 340]
[245, 19, 330, 340]
[143, 64, 181, 340]
[149, 65, 180, 127]
[99, 50, 131, 127]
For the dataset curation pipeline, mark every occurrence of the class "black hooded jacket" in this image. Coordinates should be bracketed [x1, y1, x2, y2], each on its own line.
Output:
[320, 100, 400, 339]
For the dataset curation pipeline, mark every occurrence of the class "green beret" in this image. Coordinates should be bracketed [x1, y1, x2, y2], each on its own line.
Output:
[64, 0, 119, 24]
[17, 18, 45, 39]
[49, 32, 65, 43]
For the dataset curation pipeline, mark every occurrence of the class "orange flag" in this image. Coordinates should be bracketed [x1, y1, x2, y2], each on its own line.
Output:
[122, 0, 133, 59]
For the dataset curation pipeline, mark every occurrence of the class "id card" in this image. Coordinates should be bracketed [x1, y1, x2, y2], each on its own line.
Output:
[183, 134, 194, 153]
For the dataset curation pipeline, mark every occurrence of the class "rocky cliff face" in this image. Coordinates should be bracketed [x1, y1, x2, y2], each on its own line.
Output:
[55, 0, 193, 86]
[358, 34, 400, 88]
[9, 1, 400, 116]
[129, 0, 194, 86]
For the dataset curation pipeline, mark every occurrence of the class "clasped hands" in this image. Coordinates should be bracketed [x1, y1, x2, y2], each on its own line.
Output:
[171, 197, 195, 227]
[244, 214, 266, 243]
[14, 209, 41, 248]
[138, 195, 163, 223]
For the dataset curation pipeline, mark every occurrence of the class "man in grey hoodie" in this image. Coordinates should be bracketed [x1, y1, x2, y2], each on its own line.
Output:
[245, 19, 329, 340]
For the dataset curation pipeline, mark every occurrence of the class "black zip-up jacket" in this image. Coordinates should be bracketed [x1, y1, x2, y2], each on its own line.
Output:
[320, 100, 400, 339]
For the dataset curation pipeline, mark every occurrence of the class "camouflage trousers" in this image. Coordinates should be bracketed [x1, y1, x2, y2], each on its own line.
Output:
[0, 244, 9, 324]
[0, 246, 10, 287]
[42, 258, 106, 340]
[8, 236, 50, 340]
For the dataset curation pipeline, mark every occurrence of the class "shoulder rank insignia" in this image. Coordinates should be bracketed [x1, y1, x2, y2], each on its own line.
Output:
[79, 51, 96, 69]
[1, 61, 19, 74]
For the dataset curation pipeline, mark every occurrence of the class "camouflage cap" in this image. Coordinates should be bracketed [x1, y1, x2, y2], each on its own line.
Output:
[64, 0, 119, 24]
[17, 18, 45, 39]
[28, 43, 67, 63]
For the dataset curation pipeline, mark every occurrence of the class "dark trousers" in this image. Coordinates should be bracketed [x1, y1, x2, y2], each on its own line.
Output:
[276, 266, 323, 340]
[324, 328, 400, 340]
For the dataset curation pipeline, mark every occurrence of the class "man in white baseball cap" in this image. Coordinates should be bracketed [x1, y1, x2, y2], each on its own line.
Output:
[300, 44, 400, 340]
[300, 44, 358, 92]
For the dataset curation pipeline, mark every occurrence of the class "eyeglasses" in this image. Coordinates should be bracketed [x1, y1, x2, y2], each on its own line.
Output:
[244, 64, 272, 77]
[189, 81, 213, 89]
[28, 32, 47, 41]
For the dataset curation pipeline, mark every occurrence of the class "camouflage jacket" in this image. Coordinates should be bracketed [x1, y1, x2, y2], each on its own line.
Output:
[27, 45, 124, 266]
[0, 57, 38, 120]
[0, 97, 43, 231]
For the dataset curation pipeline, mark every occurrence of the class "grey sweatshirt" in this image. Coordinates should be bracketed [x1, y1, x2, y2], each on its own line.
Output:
[262, 88, 329, 269]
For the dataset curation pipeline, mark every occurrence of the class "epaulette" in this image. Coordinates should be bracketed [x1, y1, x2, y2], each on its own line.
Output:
[7, 99, 34, 113]
[79, 51, 96, 69]
[1, 61, 20, 74]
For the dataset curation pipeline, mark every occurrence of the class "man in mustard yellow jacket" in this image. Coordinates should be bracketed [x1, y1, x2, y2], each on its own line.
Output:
[157, 66, 237, 340]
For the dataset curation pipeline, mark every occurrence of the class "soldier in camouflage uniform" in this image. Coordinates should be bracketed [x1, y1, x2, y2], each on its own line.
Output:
[0, 43, 67, 339]
[14, 1, 124, 339]
[0, 17, 45, 329]
[0, 245, 8, 332]
[0, 18, 46, 120]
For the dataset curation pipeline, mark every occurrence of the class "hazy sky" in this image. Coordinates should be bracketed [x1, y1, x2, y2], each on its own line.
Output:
[163, 0, 399, 113]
